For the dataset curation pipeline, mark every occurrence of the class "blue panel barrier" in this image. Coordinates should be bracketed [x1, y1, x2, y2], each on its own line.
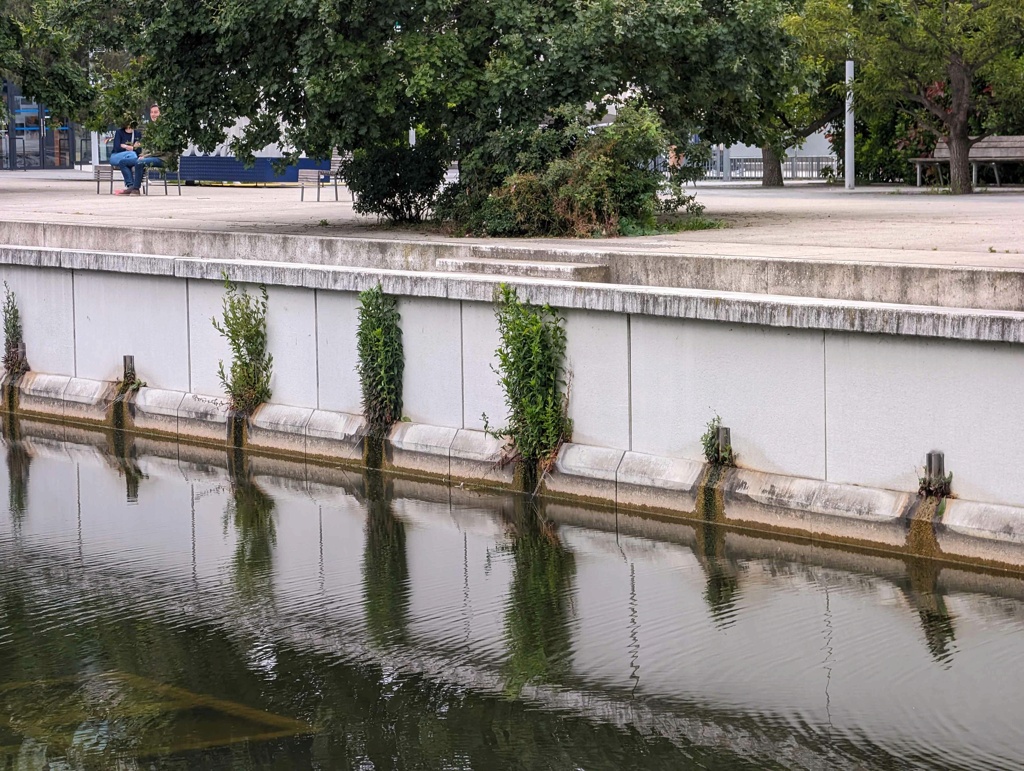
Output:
[177, 156, 329, 183]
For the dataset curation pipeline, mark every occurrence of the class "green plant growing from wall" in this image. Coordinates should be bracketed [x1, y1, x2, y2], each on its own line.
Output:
[2, 282, 26, 377]
[701, 414, 735, 466]
[486, 285, 572, 482]
[211, 277, 273, 415]
[356, 284, 404, 444]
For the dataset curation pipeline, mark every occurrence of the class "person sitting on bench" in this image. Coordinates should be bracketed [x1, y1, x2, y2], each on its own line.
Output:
[110, 121, 142, 196]
[130, 103, 171, 191]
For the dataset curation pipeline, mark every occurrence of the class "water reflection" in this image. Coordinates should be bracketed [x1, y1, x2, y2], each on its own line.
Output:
[2, 416, 30, 523]
[501, 497, 575, 695]
[225, 453, 277, 602]
[362, 469, 410, 647]
[2, 425, 1024, 769]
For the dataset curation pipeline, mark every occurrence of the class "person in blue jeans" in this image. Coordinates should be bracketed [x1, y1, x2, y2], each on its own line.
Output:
[109, 122, 141, 195]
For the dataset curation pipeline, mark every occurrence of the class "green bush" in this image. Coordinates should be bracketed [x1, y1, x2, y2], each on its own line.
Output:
[700, 414, 734, 466]
[212, 278, 273, 414]
[356, 285, 404, 438]
[440, 103, 705, 237]
[341, 134, 449, 223]
[486, 285, 572, 475]
[2, 282, 26, 377]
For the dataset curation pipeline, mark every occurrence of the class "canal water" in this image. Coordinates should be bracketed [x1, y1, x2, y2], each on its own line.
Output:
[1, 431, 1024, 769]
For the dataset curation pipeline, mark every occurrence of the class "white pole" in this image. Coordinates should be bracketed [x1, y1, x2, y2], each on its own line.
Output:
[845, 59, 855, 190]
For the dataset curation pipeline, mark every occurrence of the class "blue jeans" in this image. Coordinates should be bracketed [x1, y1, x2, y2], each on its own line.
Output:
[132, 156, 165, 189]
[110, 151, 138, 187]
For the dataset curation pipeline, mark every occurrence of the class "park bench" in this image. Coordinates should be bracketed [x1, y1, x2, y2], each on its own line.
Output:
[298, 152, 348, 201]
[94, 163, 182, 195]
[912, 136, 1024, 187]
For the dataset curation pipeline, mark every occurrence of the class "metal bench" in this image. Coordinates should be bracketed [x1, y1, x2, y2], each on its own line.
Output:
[298, 152, 348, 201]
[912, 136, 1024, 186]
[95, 163, 181, 195]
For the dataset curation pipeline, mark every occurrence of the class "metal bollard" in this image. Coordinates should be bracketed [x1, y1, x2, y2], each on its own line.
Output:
[717, 425, 732, 462]
[123, 354, 135, 383]
[926, 450, 944, 482]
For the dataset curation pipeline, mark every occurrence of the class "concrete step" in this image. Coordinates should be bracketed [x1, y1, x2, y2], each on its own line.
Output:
[434, 256, 609, 282]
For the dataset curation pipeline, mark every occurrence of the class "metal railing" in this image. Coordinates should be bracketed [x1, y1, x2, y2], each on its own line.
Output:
[703, 155, 837, 180]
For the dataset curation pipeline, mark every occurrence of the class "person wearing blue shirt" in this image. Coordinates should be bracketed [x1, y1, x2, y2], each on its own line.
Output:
[110, 122, 141, 196]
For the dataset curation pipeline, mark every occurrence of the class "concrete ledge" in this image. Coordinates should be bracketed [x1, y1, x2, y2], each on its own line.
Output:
[177, 393, 230, 444]
[130, 388, 185, 437]
[5, 245, 1024, 342]
[941, 499, 1024, 543]
[436, 257, 610, 283]
[385, 421, 457, 480]
[616, 451, 704, 513]
[542, 443, 623, 506]
[62, 377, 117, 425]
[449, 429, 515, 486]
[938, 500, 1024, 567]
[17, 373, 70, 419]
[247, 403, 313, 456]
[305, 409, 366, 464]
[721, 469, 911, 547]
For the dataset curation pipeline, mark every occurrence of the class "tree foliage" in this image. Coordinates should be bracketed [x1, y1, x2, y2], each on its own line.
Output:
[803, 0, 1024, 193]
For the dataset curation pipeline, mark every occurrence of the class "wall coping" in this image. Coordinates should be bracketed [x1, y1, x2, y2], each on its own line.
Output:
[3, 244, 1024, 343]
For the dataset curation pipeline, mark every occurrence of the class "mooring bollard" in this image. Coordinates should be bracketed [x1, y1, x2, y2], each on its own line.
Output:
[927, 450, 945, 483]
[717, 425, 732, 463]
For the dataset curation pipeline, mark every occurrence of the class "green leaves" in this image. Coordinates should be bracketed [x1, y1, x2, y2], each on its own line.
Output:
[211, 278, 273, 415]
[487, 285, 571, 473]
[2, 283, 26, 378]
[356, 285, 404, 438]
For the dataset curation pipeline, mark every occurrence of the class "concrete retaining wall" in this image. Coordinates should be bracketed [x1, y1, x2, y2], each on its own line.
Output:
[2, 245, 1023, 514]
[9, 220, 1024, 311]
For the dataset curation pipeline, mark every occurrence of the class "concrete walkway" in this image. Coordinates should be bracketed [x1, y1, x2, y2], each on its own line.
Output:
[3, 172, 1024, 268]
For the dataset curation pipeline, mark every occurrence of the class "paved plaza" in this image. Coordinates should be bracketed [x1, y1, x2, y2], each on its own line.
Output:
[2, 171, 1023, 267]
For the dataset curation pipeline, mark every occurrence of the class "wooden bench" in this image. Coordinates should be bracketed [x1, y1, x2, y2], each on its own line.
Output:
[298, 152, 349, 201]
[94, 163, 182, 195]
[912, 136, 1024, 187]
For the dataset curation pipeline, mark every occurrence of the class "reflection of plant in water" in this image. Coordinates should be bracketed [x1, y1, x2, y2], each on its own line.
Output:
[362, 470, 410, 647]
[501, 499, 575, 696]
[695, 515, 741, 628]
[905, 555, 957, 666]
[226, 464, 277, 601]
[6, 439, 31, 524]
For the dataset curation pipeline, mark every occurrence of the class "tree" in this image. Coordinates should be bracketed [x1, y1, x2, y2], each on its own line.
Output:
[137, 0, 795, 217]
[0, 1, 93, 121]
[804, 0, 1024, 193]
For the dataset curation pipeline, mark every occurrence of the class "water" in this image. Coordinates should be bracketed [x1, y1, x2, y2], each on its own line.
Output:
[1, 430, 1024, 769]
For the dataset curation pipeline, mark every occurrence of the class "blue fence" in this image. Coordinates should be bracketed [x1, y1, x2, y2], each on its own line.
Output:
[177, 156, 329, 183]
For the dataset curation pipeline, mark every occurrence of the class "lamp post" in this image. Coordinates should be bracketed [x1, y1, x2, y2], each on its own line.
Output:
[845, 59, 855, 190]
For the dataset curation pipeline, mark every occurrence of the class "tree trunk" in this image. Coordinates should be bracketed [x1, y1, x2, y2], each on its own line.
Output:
[945, 55, 974, 195]
[946, 130, 973, 195]
[761, 146, 784, 187]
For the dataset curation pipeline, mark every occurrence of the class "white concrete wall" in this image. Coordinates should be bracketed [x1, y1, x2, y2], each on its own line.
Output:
[73, 272, 190, 389]
[564, 310, 631, 450]
[630, 318, 826, 480]
[5, 265, 1024, 506]
[0, 265, 75, 377]
[826, 333, 1024, 506]
[315, 290, 361, 414]
[460, 301, 505, 432]
[400, 297, 463, 427]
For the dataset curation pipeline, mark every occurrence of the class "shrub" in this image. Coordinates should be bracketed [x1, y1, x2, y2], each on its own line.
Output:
[211, 278, 273, 414]
[2, 282, 26, 377]
[356, 285, 404, 438]
[486, 284, 572, 475]
[700, 414, 735, 466]
[440, 103, 707, 237]
[341, 134, 450, 223]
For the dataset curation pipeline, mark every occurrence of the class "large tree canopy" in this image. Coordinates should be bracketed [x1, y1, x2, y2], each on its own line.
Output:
[137, 0, 793, 169]
[804, 0, 1024, 193]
